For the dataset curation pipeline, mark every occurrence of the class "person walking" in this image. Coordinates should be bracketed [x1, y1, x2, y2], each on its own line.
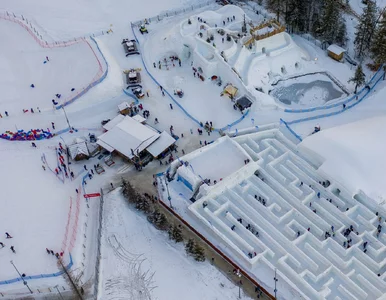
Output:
[169, 103, 173, 110]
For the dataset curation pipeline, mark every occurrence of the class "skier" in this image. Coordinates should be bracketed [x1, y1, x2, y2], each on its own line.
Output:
[52, 99, 58, 105]
[55, 168, 59, 175]
[160, 85, 163, 91]
[71, 88, 75, 91]
[5, 111, 8, 117]
[76, 189, 79, 193]
[110, 183, 114, 189]
[30, 84, 35, 88]
[154, 118, 159, 124]
[10, 246, 15, 253]
[31, 108, 34, 113]
[31, 142, 37, 148]
[84, 165, 87, 171]
[162, 90, 165, 96]
[5, 232, 12, 239]
[169, 103, 173, 110]
[153, 62, 156, 68]
[46, 248, 50, 254]
[343, 104, 346, 109]
[0, 242, 4, 248]
[182, 149, 185, 155]
[178, 59, 181, 67]
[88, 173, 92, 180]
[37, 107, 41, 112]
[51, 122, 55, 129]
[91, 169, 94, 175]
[46, 56, 49, 61]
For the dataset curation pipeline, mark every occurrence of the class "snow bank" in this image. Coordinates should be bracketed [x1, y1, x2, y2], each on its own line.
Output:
[300, 115, 386, 201]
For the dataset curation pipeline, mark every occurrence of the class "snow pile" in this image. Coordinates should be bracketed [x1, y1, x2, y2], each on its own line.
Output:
[300, 115, 386, 201]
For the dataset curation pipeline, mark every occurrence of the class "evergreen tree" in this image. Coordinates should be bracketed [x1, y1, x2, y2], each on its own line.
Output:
[147, 209, 168, 230]
[168, 225, 183, 243]
[371, 12, 386, 65]
[185, 238, 195, 255]
[193, 244, 206, 262]
[266, 0, 285, 21]
[135, 196, 152, 214]
[348, 64, 366, 93]
[320, 0, 341, 44]
[354, 0, 377, 59]
[336, 16, 347, 46]
[122, 179, 139, 203]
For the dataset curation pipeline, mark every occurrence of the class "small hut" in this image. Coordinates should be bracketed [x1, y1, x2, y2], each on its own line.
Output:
[68, 138, 90, 161]
[221, 84, 238, 99]
[235, 95, 253, 111]
[118, 101, 132, 115]
[327, 44, 346, 61]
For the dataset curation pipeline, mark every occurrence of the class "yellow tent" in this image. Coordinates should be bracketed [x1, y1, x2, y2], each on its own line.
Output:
[221, 84, 238, 99]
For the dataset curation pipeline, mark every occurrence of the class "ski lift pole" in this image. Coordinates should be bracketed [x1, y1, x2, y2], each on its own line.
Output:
[10, 260, 33, 294]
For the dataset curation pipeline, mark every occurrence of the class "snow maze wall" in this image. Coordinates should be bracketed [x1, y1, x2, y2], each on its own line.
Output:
[189, 129, 386, 300]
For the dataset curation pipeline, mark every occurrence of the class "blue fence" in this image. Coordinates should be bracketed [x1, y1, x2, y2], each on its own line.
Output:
[284, 65, 385, 114]
[122, 89, 139, 104]
[0, 254, 73, 285]
[56, 37, 109, 109]
[130, 23, 250, 133]
[280, 118, 302, 142]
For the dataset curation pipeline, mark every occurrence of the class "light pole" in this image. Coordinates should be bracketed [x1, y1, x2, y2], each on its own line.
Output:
[274, 268, 278, 299]
[62, 106, 72, 130]
[54, 285, 64, 300]
[235, 269, 242, 299]
[10, 260, 33, 294]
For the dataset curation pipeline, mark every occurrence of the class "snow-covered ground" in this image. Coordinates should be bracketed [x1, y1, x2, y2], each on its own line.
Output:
[99, 189, 253, 300]
[1, 0, 386, 298]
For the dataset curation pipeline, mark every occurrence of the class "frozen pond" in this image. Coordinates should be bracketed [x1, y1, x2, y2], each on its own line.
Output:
[271, 76, 345, 107]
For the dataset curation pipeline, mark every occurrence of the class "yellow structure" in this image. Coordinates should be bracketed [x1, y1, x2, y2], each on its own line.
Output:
[244, 19, 285, 46]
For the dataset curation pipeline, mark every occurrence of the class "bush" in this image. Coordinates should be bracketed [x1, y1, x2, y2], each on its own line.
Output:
[168, 224, 183, 243]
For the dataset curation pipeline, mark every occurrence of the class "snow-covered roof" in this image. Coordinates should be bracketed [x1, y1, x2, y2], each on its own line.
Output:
[132, 114, 146, 124]
[128, 71, 137, 78]
[68, 141, 89, 160]
[103, 114, 125, 131]
[146, 131, 176, 157]
[118, 101, 131, 112]
[97, 116, 160, 159]
[327, 44, 346, 55]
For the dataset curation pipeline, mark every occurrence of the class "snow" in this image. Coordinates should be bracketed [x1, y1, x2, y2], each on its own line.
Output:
[300, 115, 386, 201]
[1, 0, 386, 298]
[99, 189, 253, 300]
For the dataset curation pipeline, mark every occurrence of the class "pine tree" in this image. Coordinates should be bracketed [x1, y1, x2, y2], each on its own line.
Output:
[168, 225, 183, 243]
[320, 0, 341, 44]
[193, 244, 206, 262]
[354, 0, 377, 59]
[336, 16, 347, 46]
[185, 238, 195, 255]
[266, 0, 285, 21]
[371, 11, 386, 65]
[122, 179, 139, 203]
[135, 196, 152, 214]
[348, 64, 366, 93]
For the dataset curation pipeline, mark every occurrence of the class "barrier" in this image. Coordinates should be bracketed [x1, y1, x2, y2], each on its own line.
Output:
[131, 23, 249, 132]
[122, 89, 139, 104]
[131, 1, 216, 27]
[279, 119, 302, 142]
[56, 36, 108, 109]
[0, 254, 73, 285]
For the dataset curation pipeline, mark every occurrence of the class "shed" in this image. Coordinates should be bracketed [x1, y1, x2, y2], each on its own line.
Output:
[235, 96, 253, 111]
[221, 84, 238, 99]
[68, 138, 90, 161]
[118, 102, 132, 115]
[327, 44, 346, 61]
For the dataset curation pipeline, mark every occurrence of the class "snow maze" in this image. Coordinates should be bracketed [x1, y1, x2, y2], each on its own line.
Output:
[190, 129, 386, 300]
